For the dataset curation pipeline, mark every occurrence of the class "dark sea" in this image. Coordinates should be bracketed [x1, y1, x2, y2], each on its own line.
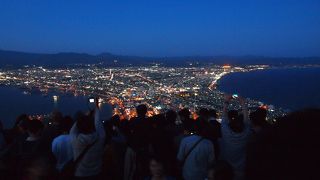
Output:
[218, 67, 320, 111]
[0, 87, 90, 128]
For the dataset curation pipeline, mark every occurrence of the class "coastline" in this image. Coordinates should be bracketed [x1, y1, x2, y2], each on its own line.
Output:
[217, 67, 320, 111]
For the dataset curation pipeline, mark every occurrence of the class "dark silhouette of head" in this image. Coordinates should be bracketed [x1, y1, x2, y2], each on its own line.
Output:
[228, 110, 244, 133]
[182, 119, 194, 134]
[178, 108, 190, 122]
[27, 119, 44, 137]
[60, 116, 73, 133]
[151, 114, 166, 128]
[198, 108, 209, 121]
[227, 110, 238, 120]
[75, 112, 95, 134]
[165, 110, 177, 125]
[110, 114, 121, 127]
[15, 114, 30, 132]
[136, 104, 147, 118]
[51, 111, 63, 125]
[250, 108, 268, 127]
[194, 119, 208, 137]
[208, 109, 218, 119]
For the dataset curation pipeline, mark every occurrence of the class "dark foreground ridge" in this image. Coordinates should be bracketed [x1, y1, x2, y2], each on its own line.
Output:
[0, 95, 319, 180]
[1, 49, 320, 68]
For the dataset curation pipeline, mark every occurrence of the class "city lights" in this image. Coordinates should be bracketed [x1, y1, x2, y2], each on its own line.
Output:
[0, 64, 284, 120]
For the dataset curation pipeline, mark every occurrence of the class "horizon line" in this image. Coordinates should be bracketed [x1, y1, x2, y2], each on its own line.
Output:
[1, 48, 320, 59]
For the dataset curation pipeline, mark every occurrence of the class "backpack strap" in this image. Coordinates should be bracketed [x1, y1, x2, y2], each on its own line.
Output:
[74, 139, 98, 166]
[181, 137, 204, 166]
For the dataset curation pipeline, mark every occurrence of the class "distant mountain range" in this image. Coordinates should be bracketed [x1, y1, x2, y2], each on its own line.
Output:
[1, 49, 320, 68]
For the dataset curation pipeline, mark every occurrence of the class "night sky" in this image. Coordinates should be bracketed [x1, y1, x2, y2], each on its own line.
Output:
[0, 0, 319, 57]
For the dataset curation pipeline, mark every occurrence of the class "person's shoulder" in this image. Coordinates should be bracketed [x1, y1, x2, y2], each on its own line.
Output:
[75, 132, 99, 145]
[51, 138, 58, 147]
[51, 136, 64, 148]
[52, 135, 62, 143]
[183, 135, 205, 143]
[201, 138, 213, 147]
[53, 134, 68, 141]
[180, 135, 193, 144]
[182, 134, 195, 140]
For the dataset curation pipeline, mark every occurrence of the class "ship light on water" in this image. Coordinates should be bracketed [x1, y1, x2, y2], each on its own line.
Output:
[53, 95, 59, 102]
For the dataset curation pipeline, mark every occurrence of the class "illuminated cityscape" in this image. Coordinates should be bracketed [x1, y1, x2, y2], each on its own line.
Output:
[0, 64, 285, 121]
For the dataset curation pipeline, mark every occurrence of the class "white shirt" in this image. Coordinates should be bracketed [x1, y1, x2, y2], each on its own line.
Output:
[220, 116, 251, 171]
[177, 135, 214, 180]
[52, 134, 73, 171]
[70, 109, 108, 177]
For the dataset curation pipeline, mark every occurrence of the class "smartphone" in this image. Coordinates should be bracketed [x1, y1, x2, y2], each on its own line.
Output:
[232, 94, 238, 99]
[89, 98, 95, 103]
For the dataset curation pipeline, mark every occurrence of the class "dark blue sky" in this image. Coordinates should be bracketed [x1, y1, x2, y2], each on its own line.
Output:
[0, 0, 319, 57]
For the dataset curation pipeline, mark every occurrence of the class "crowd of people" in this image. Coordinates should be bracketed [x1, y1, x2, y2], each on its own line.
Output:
[0, 94, 319, 180]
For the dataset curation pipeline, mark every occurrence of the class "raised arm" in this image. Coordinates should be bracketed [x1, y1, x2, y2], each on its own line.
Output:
[222, 94, 232, 122]
[239, 97, 249, 125]
[69, 120, 78, 139]
[94, 99, 106, 138]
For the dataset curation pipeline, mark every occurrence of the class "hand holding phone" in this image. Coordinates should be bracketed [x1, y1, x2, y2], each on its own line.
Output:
[89, 98, 95, 103]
